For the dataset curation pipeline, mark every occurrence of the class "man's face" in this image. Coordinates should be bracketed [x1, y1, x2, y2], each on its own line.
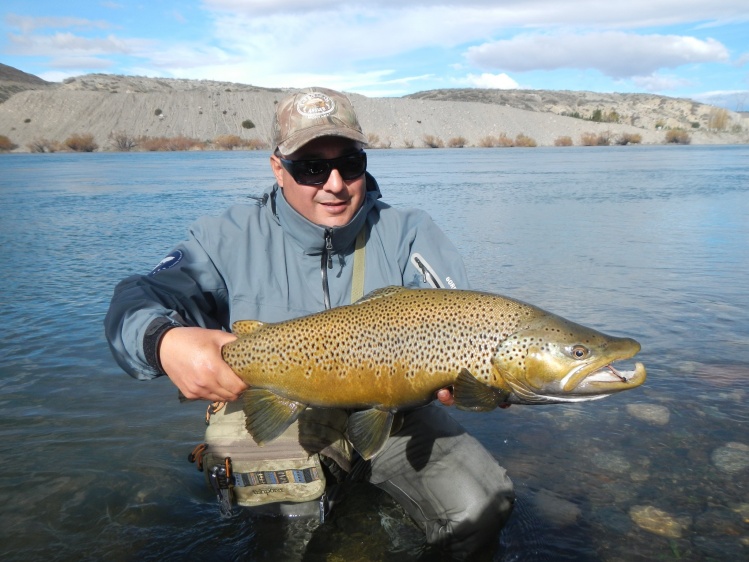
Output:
[271, 137, 366, 228]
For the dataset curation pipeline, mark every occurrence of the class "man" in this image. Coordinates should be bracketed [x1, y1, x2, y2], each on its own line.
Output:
[105, 87, 514, 558]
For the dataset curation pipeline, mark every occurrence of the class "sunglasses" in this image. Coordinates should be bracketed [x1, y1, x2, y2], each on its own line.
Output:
[279, 150, 367, 186]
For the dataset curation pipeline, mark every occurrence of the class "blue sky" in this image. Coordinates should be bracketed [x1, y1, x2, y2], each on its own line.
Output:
[2, 1, 748, 109]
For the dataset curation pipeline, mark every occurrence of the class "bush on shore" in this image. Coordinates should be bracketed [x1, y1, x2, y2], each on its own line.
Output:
[580, 131, 612, 146]
[614, 133, 643, 145]
[665, 130, 691, 145]
[554, 136, 573, 146]
[0, 135, 17, 151]
[65, 133, 98, 152]
[422, 134, 444, 148]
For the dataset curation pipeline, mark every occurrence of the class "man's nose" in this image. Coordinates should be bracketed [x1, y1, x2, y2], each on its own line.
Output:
[323, 168, 345, 192]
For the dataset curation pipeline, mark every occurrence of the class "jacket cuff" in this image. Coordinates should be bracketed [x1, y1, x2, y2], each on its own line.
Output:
[143, 317, 183, 375]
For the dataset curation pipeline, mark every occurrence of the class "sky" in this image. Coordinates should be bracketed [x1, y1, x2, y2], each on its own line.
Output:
[2, 1, 748, 110]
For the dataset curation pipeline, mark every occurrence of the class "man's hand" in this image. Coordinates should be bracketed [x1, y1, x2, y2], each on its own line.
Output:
[159, 327, 247, 402]
[436, 387, 455, 406]
[436, 387, 511, 409]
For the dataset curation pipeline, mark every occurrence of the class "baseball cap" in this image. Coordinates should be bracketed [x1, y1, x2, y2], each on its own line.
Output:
[271, 87, 368, 155]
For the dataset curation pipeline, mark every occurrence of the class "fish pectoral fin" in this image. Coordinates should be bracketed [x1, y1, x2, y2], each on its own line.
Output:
[345, 408, 394, 460]
[453, 368, 506, 412]
[242, 389, 307, 446]
[232, 320, 265, 336]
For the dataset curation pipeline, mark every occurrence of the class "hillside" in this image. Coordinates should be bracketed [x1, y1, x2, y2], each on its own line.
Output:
[0, 62, 54, 104]
[0, 68, 746, 152]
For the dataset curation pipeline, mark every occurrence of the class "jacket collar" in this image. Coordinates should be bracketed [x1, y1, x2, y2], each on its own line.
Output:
[268, 172, 381, 255]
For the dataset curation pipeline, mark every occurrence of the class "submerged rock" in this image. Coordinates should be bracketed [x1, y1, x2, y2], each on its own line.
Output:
[711, 442, 749, 474]
[629, 505, 690, 538]
[626, 403, 671, 425]
[533, 489, 581, 527]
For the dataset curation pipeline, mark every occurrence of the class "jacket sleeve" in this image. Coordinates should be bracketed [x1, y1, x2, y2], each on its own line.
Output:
[103, 216, 231, 380]
[401, 209, 471, 290]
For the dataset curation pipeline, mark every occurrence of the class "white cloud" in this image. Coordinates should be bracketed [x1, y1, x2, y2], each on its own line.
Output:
[466, 32, 730, 79]
[464, 72, 519, 89]
[631, 74, 693, 92]
[7, 32, 153, 57]
[5, 14, 112, 33]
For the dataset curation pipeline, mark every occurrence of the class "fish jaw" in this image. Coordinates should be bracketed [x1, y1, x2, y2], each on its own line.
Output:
[491, 315, 646, 404]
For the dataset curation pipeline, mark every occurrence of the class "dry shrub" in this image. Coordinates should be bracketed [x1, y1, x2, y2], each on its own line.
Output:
[243, 138, 268, 150]
[0, 135, 17, 151]
[665, 130, 691, 145]
[554, 136, 573, 146]
[478, 136, 497, 148]
[367, 133, 380, 146]
[614, 133, 643, 146]
[138, 135, 204, 151]
[403, 138, 414, 148]
[28, 138, 65, 153]
[595, 131, 612, 146]
[138, 136, 169, 151]
[496, 133, 514, 147]
[580, 132, 611, 146]
[447, 136, 467, 148]
[65, 133, 98, 152]
[422, 134, 444, 148]
[214, 135, 243, 150]
[514, 134, 537, 147]
[708, 108, 729, 131]
[109, 131, 137, 151]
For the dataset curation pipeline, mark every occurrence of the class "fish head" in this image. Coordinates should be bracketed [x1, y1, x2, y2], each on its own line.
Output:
[491, 313, 646, 404]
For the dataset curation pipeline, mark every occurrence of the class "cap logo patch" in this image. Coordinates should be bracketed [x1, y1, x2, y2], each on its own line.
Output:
[296, 92, 335, 119]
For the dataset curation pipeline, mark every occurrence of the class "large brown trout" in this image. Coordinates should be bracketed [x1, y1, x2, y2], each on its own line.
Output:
[223, 286, 646, 459]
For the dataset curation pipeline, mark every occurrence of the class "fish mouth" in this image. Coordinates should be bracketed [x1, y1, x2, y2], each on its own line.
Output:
[584, 362, 646, 385]
[560, 357, 647, 400]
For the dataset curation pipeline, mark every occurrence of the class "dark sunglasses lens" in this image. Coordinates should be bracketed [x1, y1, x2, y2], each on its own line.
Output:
[338, 153, 367, 180]
[286, 152, 367, 185]
[294, 162, 330, 185]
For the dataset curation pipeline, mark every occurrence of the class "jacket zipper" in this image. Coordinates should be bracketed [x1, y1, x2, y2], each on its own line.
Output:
[321, 228, 333, 309]
[411, 253, 443, 288]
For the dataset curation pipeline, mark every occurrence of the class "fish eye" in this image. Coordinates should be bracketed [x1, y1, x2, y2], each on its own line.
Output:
[571, 345, 589, 359]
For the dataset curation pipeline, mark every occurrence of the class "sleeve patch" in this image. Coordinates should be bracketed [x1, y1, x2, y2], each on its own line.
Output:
[149, 250, 183, 276]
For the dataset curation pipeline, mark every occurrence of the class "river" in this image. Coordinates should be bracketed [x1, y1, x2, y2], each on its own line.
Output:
[1, 145, 748, 561]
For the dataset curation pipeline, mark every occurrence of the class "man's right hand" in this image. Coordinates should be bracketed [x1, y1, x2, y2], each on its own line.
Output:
[159, 327, 247, 402]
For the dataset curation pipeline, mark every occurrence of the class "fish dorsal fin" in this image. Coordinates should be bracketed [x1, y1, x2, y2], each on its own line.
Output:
[232, 320, 265, 336]
[453, 368, 506, 412]
[346, 408, 394, 460]
[242, 389, 307, 446]
[353, 285, 406, 305]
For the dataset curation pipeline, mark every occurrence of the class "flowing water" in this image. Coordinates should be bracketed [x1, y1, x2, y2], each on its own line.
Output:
[1, 146, 748, 561]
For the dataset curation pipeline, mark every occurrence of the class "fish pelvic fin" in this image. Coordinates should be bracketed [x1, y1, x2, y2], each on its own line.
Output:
[453, 368, 508, 412]
[346, 408, 394, 460]
[232, 320, 265, 336]
[242, 389, 307, 446]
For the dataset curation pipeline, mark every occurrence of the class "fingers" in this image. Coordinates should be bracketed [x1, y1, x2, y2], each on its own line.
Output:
[159, 327, 247, 402]
[436, 387, 455, 407]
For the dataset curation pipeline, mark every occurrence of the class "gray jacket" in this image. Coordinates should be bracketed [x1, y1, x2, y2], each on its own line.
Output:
[104, 173, 470, 380]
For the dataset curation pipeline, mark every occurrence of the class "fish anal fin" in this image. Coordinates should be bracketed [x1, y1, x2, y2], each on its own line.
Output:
[232, 320, 265, 336]
[453, 368, 505, 412]
[346, 408, 394, 460]
[242, 388, 306, 445]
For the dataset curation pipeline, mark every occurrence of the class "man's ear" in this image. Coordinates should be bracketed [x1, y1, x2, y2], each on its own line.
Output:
[270, 154, 284, 187]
